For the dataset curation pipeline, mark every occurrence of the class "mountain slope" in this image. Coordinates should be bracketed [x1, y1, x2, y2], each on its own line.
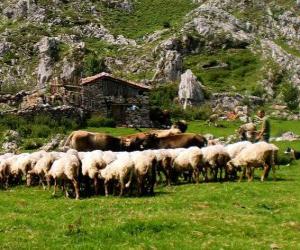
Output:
[0, 0, 300, 108]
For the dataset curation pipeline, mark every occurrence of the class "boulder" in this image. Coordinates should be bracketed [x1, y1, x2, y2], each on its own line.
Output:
[178, 70, 204, 109]
[40, 134, 64, 151]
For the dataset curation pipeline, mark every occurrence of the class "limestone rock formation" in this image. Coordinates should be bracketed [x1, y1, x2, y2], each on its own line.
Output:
[178, 70, 204, 109]
[35, 37, 59, 88]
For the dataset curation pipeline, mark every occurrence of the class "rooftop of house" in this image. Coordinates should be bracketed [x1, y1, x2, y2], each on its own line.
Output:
[80, 72, 152, 91]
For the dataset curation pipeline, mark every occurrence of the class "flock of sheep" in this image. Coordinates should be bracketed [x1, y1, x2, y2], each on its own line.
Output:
[0, 140, 279, 199]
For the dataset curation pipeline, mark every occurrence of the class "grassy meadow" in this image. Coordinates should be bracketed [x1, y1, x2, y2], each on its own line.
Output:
[0, 119, 300, 249]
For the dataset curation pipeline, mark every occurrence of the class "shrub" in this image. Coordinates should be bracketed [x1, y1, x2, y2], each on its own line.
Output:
[86, 115, 116, 128]
[83, 54, 106, 77]
[250, 84, 266, 97]
[31, 125, 52, 138]
[150, 83, 178, 109]
[23, 139, 44, 150]
[171, 104, 213, 121]
[281, 83, 299, 110]
[162, 21, 171, 28]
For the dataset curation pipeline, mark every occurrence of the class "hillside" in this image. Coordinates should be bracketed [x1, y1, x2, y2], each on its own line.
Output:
[0, 0, 300, 109]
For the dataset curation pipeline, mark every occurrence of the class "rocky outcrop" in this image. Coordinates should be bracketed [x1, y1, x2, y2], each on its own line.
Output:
[211, 93, 264, 111]
[35, 37, 59, 88]
[40, 134, 65, 151]
[0, 41, 11, 57]
[178, 70, 204, 108]
[182, 4, 254, 50]
[3, 0, 46, 22]
[102, 0, 134, 12]
[1, 130, 21, 153]
[261, 39, 300, 87]
[152, 38, 183, 82]
[74, 23, 136, 46]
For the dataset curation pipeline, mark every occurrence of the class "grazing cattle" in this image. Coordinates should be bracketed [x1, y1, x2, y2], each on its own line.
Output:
[151, 120, 188, 138]
[64, 130, 122, 152]
[143, 133, 207, 150]
[120, 132, 151, 151]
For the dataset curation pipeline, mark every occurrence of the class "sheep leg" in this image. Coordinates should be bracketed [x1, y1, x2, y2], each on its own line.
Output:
[219, 167, 223, 182]
[119, 179, 125, 197]
[239, 167, 246, 182]
[248, 168, 254, 182]
[104, 181, 109, 197]
[46, 175, 51, 190]
[94, 177, 99, 195]
[261, 163, 269, 182]
[72, 178, 80, 200]
[193, 169, 199, 184]
[52, 179, 57, 196]
[61, 179, 69, 198]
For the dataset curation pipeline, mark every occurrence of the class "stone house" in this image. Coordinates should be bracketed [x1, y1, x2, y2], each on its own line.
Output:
[50, 72, 152, 127]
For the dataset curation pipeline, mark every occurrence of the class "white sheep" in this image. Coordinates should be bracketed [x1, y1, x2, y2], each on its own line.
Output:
[150, 149, 173, 185]
[227, 142, 278, 182]
[98, 153, 134, 197]
[81, 150, 107, 195]
[225, 141, 252, 159]
[0, 154, 18, 188]
[201, 145, 231, 181]
[47, 150, 81, 199]
[172, 147, 203, 184]
[26, 151, 65, 188]
[130, 150, 157, 195]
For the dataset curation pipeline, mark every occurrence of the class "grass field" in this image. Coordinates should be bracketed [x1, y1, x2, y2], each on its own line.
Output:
[1, 119, 300, 249]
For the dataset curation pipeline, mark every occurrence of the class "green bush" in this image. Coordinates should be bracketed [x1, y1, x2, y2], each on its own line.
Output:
[171, 104, 213, 121]
[23, 139, 44, 150]
[83, 54, 106, 77]
[86, 115, 116, 128]
[31, 125, 52, 138]
[150, 83, 178, 109]
[281, 83, 299, 110]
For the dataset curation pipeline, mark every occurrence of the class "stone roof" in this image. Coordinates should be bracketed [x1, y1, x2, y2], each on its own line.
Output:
[80, 72, 151, 90]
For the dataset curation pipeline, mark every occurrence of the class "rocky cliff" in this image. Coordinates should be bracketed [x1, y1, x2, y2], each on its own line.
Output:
[0, 0, 300, 110]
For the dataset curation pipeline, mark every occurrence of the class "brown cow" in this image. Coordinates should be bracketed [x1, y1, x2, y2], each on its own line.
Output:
[64, 131, 122, 152]
[143, 133, 207, 149]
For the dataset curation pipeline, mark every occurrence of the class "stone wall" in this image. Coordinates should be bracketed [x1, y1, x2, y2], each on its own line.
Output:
[82, 79, 152, 127]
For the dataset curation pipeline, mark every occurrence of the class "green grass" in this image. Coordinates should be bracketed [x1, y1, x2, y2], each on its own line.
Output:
[76, 119, 300, 140]
[100, 0, 196, 39]
[0, 163, 300, 249]
[1, 119, 300, 248]
[184, 49, 263, 94]
[275, 39, 300, 58]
